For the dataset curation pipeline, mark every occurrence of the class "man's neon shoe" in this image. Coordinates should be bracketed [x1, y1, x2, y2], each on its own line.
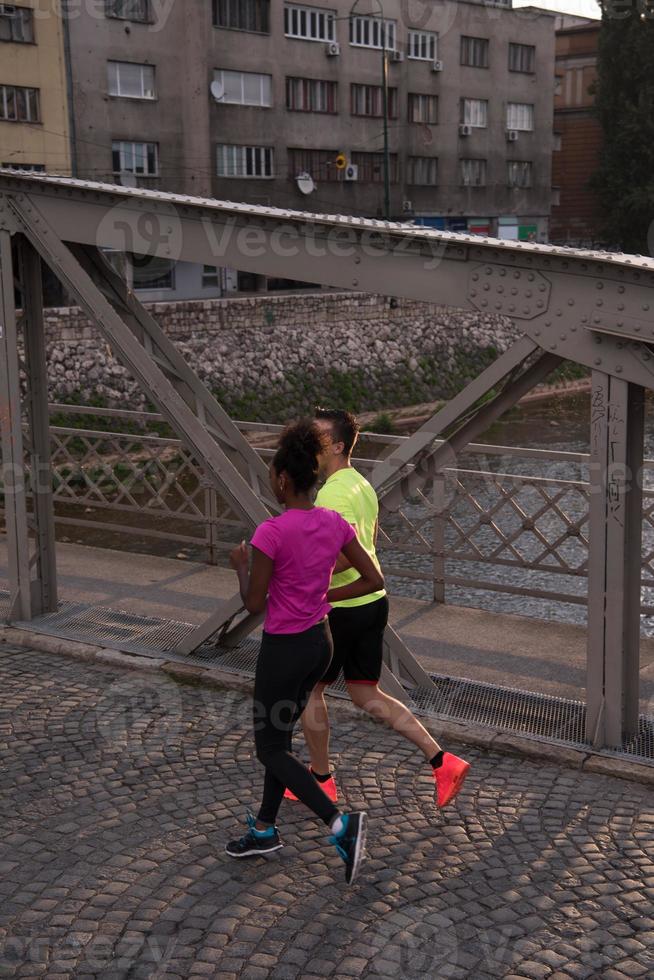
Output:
[329, 811, 367, 885]
[433, 753, 470, 807]
[284, 772, 338, 803]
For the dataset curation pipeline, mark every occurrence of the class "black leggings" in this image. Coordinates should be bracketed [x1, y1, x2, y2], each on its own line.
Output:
[254, 619, 339, 827]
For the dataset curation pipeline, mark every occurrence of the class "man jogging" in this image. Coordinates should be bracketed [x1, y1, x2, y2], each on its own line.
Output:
[285, 408, 470, 809]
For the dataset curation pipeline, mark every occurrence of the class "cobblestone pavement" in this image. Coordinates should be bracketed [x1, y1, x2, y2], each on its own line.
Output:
[2, 643, 654, 980]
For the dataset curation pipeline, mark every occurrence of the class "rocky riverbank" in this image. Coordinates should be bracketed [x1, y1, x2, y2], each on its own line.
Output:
[38, 290, 579, 421]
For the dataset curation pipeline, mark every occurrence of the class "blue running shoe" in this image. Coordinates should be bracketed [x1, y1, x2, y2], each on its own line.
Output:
[328, 812, 367, 885]
[225, 812, 283, 858]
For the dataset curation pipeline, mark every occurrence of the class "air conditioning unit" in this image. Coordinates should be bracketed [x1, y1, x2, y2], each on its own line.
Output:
[390, 50, 404, 63]
[344, 164, 358, 181]
[402, 200, 413, 213]
[506, 130, 519, 142]
[459, 124, 473, 137]
[431, 60, 444, 72]
[325, 41, 340, 56]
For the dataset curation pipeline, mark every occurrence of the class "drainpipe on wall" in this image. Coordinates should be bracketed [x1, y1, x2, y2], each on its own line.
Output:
[61, 0, 78, 176]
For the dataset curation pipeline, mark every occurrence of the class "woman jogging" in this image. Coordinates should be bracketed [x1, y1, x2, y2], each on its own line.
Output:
[225, 420, 384, 885]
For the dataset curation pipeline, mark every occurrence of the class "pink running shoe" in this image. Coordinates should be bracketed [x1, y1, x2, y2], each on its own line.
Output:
[284, 772, 338, 803]
[433, 753, 470, 807]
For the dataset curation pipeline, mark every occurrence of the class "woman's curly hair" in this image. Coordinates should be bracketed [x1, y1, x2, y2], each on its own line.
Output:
[272, 419, 328, 494]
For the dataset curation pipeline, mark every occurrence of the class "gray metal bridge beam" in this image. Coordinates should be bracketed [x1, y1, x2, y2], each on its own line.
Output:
[3, 172, 654, 746]
[0, 231, 32, 619]
[587, 373, 645, 747]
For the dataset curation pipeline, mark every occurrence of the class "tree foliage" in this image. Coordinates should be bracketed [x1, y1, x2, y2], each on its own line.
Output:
[593, 5, 654, 253]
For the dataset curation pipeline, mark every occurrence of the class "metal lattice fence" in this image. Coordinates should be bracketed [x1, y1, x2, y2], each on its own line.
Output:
[3, 404, 654, 615]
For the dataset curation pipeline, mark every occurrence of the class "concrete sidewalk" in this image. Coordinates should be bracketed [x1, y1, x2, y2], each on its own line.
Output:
[3, 538, 654, 708]
[1, 642, 654, 980]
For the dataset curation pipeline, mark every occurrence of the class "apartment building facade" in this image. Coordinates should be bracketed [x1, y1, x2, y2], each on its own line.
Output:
[550, 16, 602, 245]
[0, 1, 72, 174]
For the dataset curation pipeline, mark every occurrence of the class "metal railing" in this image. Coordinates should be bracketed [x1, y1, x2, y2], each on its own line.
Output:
[3, 403, 654, 617]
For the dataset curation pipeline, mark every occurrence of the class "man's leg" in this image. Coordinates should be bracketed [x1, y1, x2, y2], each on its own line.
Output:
[346, 682, 440, 758]
[342, 597, 470, 807]
[300, 682, 331, 775]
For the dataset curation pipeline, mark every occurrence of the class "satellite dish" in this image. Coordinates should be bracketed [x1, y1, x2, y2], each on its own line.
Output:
[120, 171, 137, 188]
[296, 172, 315, 195]
[210, 80, 225, 102]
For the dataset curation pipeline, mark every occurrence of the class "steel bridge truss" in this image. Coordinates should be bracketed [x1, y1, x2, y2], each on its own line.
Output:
[2, 171, 654, 747]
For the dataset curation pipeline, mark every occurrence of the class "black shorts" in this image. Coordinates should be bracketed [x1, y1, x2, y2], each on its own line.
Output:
[320, 595, 389, 686]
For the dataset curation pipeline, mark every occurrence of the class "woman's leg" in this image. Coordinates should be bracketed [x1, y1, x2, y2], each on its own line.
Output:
[254, 623, 337, 826]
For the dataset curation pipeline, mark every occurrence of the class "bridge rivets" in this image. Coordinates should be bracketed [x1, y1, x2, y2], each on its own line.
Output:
[595, 357, 602, 365]
[568, 299, 574, 306]
[616, 365, 623, 372]
[596, 282, 604, 289]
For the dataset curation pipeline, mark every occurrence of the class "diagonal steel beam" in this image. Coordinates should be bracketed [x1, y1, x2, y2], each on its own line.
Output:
[6, 195, 271, 534]
[377, 345, 563, 511]
[370, 336, 538, 495]
[68, 244, 277, 510]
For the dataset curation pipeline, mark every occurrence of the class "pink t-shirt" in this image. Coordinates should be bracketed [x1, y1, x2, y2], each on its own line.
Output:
[251, 507, 356, 634]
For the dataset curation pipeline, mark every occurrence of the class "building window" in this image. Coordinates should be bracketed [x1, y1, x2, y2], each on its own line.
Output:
[284, 4, 335, 41]
[132, 254, 175, 290]
[105, 0, 150, 22]
[0, 85, 39, 122]
[407, 30, 437, 61]
[460, 98, 487, 128]
[351, 83, 397, 118]
[286, 77, 337, 113]
[349, 15, 396, 51]
[1, 162, 44, 171]
[407, 156, 438, 186]
[216, 143, 274, 177]
[112, 140, 159, 176]
[350, 151, 399, 183]
[509, 43, 535, 74]
[461, 36, 489, 68]
[202, 265, 221, 288]
[460, 158, 487, 187]
[108, 62, 156, 100]
[0, 5, 34, 43]
[506, 102, 534, 131]
[507, 161, 532, 188]
[288, 147, 341, 182]
[213, 0, 270, 33]
[408, 93, 438, 125]
[214, 69, 272, 107]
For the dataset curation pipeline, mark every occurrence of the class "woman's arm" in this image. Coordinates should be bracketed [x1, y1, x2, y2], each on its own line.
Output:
[326, 536, 384, 603]
[229, 543, 274, 614]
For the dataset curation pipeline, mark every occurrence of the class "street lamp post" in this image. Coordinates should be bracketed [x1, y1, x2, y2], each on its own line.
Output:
[350, 0, 391, 221]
